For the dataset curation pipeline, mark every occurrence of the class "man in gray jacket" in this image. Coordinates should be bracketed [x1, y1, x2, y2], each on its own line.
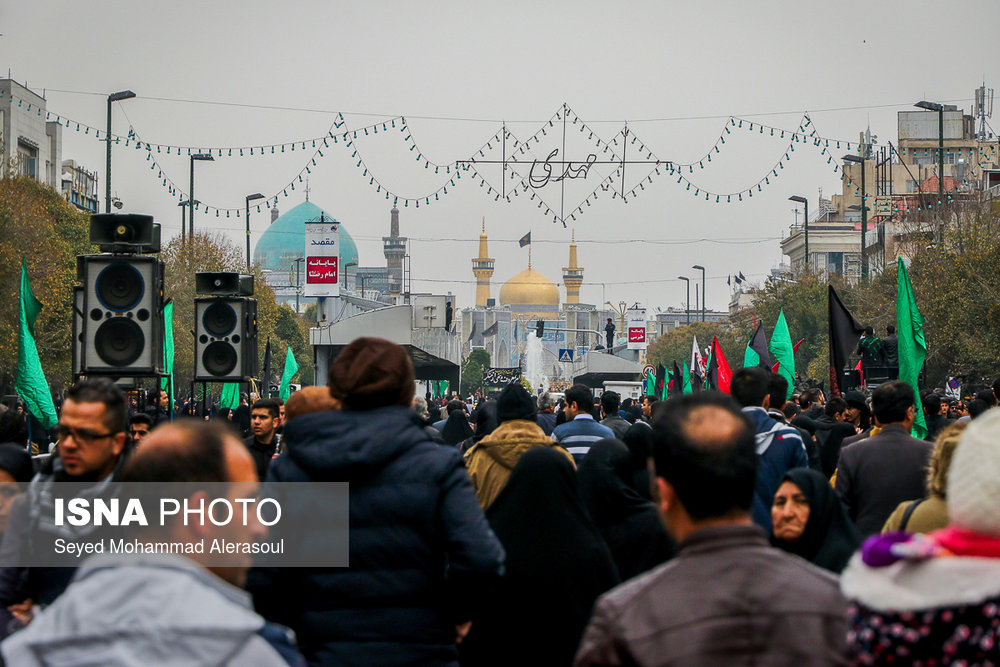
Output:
[1, 421, 302, 666]
[575, 393, 848, 666]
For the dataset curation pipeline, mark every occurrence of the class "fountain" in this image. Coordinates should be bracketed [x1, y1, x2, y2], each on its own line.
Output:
[524, 332, 549, 396]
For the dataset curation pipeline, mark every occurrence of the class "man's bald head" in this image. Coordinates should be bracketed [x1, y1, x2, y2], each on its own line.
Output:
[652, 393, 757, 520]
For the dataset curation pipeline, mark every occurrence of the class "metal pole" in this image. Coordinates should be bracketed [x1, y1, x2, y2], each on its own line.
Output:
[180, 203, 186, 242]
[679, 277, 690, 325]
[245, 199, 251, 269]
[804, 199, 809, 270]
[861, 159, 868, 281]
[105, 98, 112, 213]
[189, 158, 195, 240]
[937, 107, 945, 245]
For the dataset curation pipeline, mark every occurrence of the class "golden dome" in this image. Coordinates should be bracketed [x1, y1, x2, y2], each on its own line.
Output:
[499, 268, 560, 307]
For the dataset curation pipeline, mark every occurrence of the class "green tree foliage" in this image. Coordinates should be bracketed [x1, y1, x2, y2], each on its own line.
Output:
[160, 232, 313, 397]
[460, 348, 490, 395]
[0, 175, 95, 389]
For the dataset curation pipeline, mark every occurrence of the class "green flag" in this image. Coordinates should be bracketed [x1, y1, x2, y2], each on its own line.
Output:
[769, 308, 796, 400]
[160, 301, 175, 408]
[682, 361, 693, 394]
[279, 346, 299, 402]
[896, 260, 928, 439]
[15, 260, 58, 428]
[220, 382, 240, 410]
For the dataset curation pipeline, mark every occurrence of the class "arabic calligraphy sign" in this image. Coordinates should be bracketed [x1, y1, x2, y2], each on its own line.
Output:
[528, 149, 598, 189]
[482, 367, 522, 386]
[304, 221, 340, 297]
[627, 309, 647, 350]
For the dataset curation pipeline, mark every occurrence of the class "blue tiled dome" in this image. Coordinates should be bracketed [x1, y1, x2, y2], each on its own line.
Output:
[253, 201, 359, 281]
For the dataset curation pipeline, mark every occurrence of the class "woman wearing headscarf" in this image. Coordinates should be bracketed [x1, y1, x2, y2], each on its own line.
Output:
[441, 408, 473, 446]
[461, 400, 498, 454]
[460, 447, 619, 667]
[577, 439, 675, 581]
[770, 467, 861, 574]
[621, 423, 654, 500]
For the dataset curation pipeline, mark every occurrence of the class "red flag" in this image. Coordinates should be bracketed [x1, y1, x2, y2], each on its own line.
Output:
[855, 359, 863, 386]
[771, 338, 805, 373]
[707, 336, 732, 394]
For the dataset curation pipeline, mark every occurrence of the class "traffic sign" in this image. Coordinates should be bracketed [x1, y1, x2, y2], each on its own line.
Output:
[558, 348, 575, 362]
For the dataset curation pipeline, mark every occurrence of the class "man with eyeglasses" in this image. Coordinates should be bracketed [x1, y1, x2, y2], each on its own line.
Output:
[0, 378, 130, 639]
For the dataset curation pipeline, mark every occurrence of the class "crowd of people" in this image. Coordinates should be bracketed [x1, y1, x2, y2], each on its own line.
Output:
[0, 338, 998, 665]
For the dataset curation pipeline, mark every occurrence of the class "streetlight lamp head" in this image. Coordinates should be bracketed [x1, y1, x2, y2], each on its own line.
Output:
[842, 154, 863, 164]
[192, 153, 214, 161]
[246, 193, 265, 202]
[788, 195, 807, 204]
[108, 90, 136, 102]
[915, 100, 943, 112]
[692, 264, 704, 270]
[677, 276, 688, 281]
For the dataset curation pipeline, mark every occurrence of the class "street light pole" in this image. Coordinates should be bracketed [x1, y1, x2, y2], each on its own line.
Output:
[105, 90, 135, 213]
[843, 154, 868, 280]
[678, 276, 690, 325]
[692, 265, 706, 322]
[294, 257, 305, 313]
[915, 101, 947, 246]
[245, 193, 264, 269]
[789, 195, 809, 271]
[189, 153, 214, 240]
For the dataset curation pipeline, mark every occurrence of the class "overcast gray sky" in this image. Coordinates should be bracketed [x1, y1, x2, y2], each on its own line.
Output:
[5, 0, 999, 311]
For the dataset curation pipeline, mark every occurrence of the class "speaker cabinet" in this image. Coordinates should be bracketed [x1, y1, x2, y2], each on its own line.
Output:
[80, 255, 164, 376]
[72, 285, 84, 379]
[194, 297, 257, 382]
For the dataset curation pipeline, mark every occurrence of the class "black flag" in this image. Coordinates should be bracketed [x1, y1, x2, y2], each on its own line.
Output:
[727, 275, 732, 286]
[747, 322, 773, 368]
[828, 285, 865, 397]
[671, 361, 683, 397]
[519, 232, 531, 247]
[655, 364, 667, 399]
[738, 271, 746, 281]
[482, 321, 499, 338]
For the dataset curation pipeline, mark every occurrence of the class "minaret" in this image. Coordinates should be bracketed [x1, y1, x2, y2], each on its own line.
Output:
[563, 230, 584, 304]
[472, 217, 495, 307]
[382, 206, 407, 297]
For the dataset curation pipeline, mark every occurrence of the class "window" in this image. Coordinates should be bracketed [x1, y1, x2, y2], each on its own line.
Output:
[16, 141, 37, 179]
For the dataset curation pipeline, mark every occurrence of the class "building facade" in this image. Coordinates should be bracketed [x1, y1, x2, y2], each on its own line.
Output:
[0, 79, 62, 187]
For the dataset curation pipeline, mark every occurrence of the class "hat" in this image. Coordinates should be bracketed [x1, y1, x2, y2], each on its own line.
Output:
[947, 407, 1000, 536]
[843, 391, 868, 410]
[496, 382, 537, 423]
[328, 337, 415, 411]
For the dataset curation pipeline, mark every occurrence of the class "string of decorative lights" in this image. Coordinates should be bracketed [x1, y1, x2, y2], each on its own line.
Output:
[8, 86, 996, 223]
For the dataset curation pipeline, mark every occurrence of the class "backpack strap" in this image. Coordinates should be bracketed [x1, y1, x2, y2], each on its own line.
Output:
[899, 497, 925, 532]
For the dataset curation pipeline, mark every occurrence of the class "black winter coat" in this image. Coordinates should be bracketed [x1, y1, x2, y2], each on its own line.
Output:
[248, 406, 505, 667]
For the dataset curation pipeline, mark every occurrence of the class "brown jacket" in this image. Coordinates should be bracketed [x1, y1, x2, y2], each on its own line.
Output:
[575, 525, 849, 667]
[464, 419, 574, 509]
[882, 495, 948, 534]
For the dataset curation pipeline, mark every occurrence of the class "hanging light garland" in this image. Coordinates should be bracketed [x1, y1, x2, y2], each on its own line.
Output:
[14, 88, 997, 224]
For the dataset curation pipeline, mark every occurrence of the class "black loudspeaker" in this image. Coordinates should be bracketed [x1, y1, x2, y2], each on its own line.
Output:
[72, 286, 84, 378]
[80, 255, 164, 376]
[196, 272, 254, 296]
[194, 297, 257, 382]
[90, 214, 157, 251]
